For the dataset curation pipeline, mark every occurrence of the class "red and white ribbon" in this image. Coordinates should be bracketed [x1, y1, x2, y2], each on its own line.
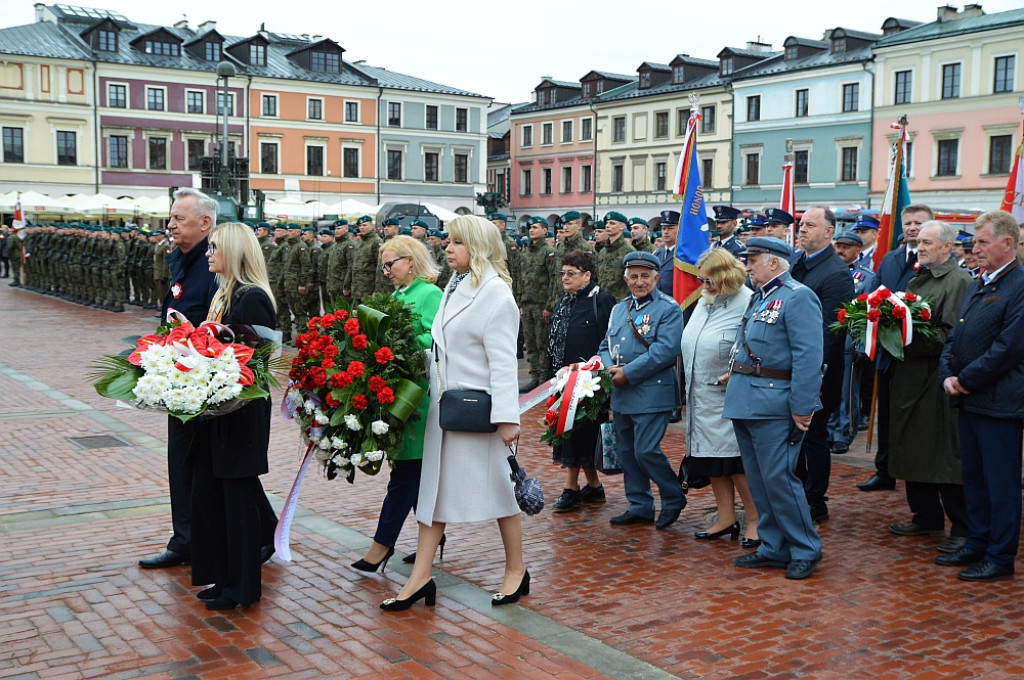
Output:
[865, 286, 913, 360]
[552, 356, 604, 435]
[273, 442, 315, 562]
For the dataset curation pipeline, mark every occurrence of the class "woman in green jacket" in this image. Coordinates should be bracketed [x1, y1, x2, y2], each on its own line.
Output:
[352, 235, 443, 572]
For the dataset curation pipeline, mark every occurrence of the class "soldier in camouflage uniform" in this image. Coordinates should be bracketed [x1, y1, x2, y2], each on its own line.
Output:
[518, 216, 560, 391]
[629, 217, 655, 253]
[375, 217, 401, 294]
[303, 225, 323, 318]
[7, 225, 23, 287]
[283, 224, 314, 335]
[140, 229, 157, 308]
[316, 227, 335, 309]
[554, 210, 594, 257]
[108, 228, 127, 312]
[266, 224, 292, 342]
[153, 230, 171, 304]
[350, 215, 380, 303]
[427, 228, 451, 290]
[596, 211, 635, 301]
[324, 220, 352, 306]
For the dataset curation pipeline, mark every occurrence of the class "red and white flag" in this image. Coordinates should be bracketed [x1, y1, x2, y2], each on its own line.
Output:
[12, 195, 24, 229]
[780, 162, 795, 246]
[1000, 129, 1024, 224]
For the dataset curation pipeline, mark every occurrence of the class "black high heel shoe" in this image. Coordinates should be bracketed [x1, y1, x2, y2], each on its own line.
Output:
[380, 579, 437, 611]
[694, 522, 741, 541]
[491, 570, 530, 606]
[351, 546, 395, 573]
[197, 585, 222, 601]
[740, 537, 762, 549]
[402, 533, 446, 564]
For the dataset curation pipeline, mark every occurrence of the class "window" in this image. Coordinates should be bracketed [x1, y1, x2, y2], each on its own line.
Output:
[253, 95, 274, 118]
[672, 65, 685, 83]
[747, 95, 761, 122]
[942, 63, 961, 99]
[307, 145, 324, 176]
[424, 152, 439, 182]
[994, 56, 1015, 94]
[456, 108, 468, 132]
[56, 131, 76, 165]
[145, 40, 179, 56]
[107, 135, 128, 168]
[97, 29, 117, 51]
[454, 154, 468, 183]
[937, 139, 958, 176]
[655, 111, 669, 138]
[343, 148, 359, 177]
[639, 71, 651, 89]
[904, 141, 913, 176]
[146, 87, 164, 111]
[387, 149, 402, 180]
[701, 106, 716, 134]
[307, 98, 323, 120]
[260, 142, 277, 174]
[148, 137, 167, 170]
[721, 57, 734, 76]
[521, 168, 532, 195]
[677, 108, 691, 135]
[581, 165, 592, 193]
[542, 167, 552, 194]
[842, 83, 859, 112]
[832, 38, 846, 54]
[536, 90, 546, 106]
[562, 166, 573, 193]
[186, 90, 204, 114]
[249, 43, 266, 66]
[841, 147, 858, 182]
[795, 89, 808, 118]
[785, 45, 798, 60]
[989, 135, 1013, 174]
[542, 122, 553, 145]
[205, 41, 220, 61]
[894, 70, 912, 105]
[794, 150, 809, 184]
[701, 158, 713, 188]
[521, 125, 533, 147]
[582, 82, 592, 98]
[108, 83, 126, 108]
[388, 102, 401, 127]
[581, 118, 592, 141]
[612, 164, 624, 192]
[187, 139, 205, 171]
[595, 81, 604, 94]
[3, 127, 24, 163]
[745, 153, 759, 185]
[613, 116, 626, 142]
[425, 105, 438, 130]
[562, 120, 573, 143]
[311, 50, 339, 73]
[655, 162, 667, 191]
[217, 92, 233, 116]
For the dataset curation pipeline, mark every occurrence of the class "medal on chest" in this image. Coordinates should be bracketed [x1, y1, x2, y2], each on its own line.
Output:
[635, 314, 652, 335]
[756, 299, 783, 323]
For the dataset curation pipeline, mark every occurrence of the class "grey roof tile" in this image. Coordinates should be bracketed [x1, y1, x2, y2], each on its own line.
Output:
[877, 7, 1024, 46]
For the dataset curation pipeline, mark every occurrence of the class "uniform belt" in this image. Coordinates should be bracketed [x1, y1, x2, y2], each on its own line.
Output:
[729, 360, 791, 380]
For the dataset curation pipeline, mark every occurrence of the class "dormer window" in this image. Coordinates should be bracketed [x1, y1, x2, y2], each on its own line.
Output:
[672, 65, 684, 83]
[537, 90, 546, 106]
[721, 56, 734, 76]
[146, 40, 179, 56]
[205, 41, 221, 61]
[582, 82, 592, 98]
[311, 50, 339, 73]
[97, 29, 117, 51]
[595, 81, 604, 94]
[785, 45, 798, 60]
[639, 71, 651, 89]
[832, 38, 846, 54]
[250, 44, 266, 65]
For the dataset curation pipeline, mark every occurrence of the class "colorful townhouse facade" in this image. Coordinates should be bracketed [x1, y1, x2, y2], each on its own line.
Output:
[870, 5, 1024, 210]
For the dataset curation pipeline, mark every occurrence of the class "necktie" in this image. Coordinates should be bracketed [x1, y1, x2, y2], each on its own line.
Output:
[907, 250, 917, 266]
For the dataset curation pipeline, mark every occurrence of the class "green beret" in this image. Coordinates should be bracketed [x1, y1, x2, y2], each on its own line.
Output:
[333, 219, 349, 227]
[356, 215, 373, 225]
[382, 217, 401, 227]
[592, 220, 606, 230]
[560, 210, 581, 223]
[546, 231, 555, 238]
[257, 221, 271, 229]
[287, 223, 301, 230]
[527, 216, 548, 227]
[603, 211, 628, 224]
[242, 220, 255, 227]
[410, 219, 429, 229]
[489, 212, 508, 222]
[301, 225, 316, 233]
[628, 217, 648, 227]
[398, 226, 413, 236]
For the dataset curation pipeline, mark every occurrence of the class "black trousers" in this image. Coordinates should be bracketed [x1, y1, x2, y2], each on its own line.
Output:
[905, 480, 969, 537]
[796, 406, 832, 510]
[372, 459, 423, 548]
[873, 368, 893, 479]
[166, 417, 195, 555]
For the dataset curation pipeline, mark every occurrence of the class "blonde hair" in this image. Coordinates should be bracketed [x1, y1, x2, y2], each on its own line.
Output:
[380, 234, 440, 283]
[447, 215, 512, 288]
[208, 222, 276, 318]
[697, 247, 747, 297]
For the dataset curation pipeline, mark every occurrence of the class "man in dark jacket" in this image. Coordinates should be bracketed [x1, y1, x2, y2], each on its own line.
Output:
[140, 188, 220, 569]
[938, 210, 1024, 581]
[788, 206, 854, 522]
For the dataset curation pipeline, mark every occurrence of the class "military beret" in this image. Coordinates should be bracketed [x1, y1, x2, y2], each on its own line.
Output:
[489, 212, 508, 222]
[410, 219, 429, 229]
[349, 225, 360, 234]
[560, 210, 581, 223]
[628, 217, 648, 227]
[659, 210, 680, 226]
[319, 227, 333, 235]
[356, 215, 373, 225]
[834, 231, 864, 247]
[398, 226, 413, 236]
[652, 230, 663, 239]
[287, 223, 301, 230]
[740, 236, 792, 259]
[623, 229, 632, 238]
[622, 251, 660, 269]
[603, 211, 628, 225]
[428, 229, 444, 238]
[242, 220, 255, 227]
[592, 220, 606, 230]
[764, 208, 794, 226]
[712, 205, 741, 222]
[545, 230, 555, 238]
[301, 225, 316, 233]
[332, 219, 349, 227]
[527, 216, 548, 227]
[274, 223, 288, 230]
[854, 214, 880, 230]
[382, 217, 401, 227]
[257, 221, 271, 229]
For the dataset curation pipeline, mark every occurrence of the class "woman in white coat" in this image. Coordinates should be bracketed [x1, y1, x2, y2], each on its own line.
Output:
[681, 247, 760, 547]
[381, 215, 527, 611]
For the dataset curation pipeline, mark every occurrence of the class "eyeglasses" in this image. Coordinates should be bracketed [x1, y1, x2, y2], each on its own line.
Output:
[380, 255, 410, 273]
[206, 242, 217, 254]
[561, 269, 584, 278]
[696, 276, 713, 285]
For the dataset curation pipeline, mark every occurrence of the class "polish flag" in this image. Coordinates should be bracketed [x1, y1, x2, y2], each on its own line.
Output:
[1000, 132, 1024, 224]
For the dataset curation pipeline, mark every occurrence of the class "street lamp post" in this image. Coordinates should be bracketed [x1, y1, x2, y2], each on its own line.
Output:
[216, 61, 237, 198]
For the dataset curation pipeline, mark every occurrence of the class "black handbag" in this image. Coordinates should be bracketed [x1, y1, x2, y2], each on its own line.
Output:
[677, 455, 710, 494]
[438, 389, 497, 433]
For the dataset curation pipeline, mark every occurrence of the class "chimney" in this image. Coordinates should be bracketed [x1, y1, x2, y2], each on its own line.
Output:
[173, 15, 189, 30]
[746, 40, 772, 53]
[961, 3, 984, 17]
[197, 20, 216, 34]
[936, 5, 958, 21]
[34, 2, 46, 23]
[258, 22, 269, 39]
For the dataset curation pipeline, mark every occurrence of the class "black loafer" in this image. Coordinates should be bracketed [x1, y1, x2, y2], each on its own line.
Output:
[890, 522, 945, 537]
[734, 552, 788, 569]
[958, 560, 1014, 582]
[139, 549, 190, 569]
[857, 474, 896, 491]
[830, 442, 849, 454]
[785, 555, 822, 580]
[936, 536, 968, 554]
[934, 546, 985, 566]
[655, 508, 682, 530]
[609, 511, 654, 526]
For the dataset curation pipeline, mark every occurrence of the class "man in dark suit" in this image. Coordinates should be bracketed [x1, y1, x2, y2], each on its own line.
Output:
[938, 210, 1024, 581]
[788, 206, 854, 522]
[711, 205, 745, 259]
[654, 211, 680, 297]
[857, 204, 931, 491]
[140, 188, 220, 569]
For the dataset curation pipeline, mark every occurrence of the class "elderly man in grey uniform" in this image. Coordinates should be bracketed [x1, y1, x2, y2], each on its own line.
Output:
[598, 251, 686, 529]
[722, 237, 824, 579]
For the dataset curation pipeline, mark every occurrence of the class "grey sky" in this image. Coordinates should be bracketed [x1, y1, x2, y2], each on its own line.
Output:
[12, 0, 1023, 103]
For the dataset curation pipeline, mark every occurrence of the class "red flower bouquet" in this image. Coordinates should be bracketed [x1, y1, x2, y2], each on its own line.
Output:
[539, 356, 613, 447]
[830, 286, 938, 361]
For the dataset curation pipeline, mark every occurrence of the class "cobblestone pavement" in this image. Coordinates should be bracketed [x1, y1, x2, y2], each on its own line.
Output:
[2, 283, 1024, 680]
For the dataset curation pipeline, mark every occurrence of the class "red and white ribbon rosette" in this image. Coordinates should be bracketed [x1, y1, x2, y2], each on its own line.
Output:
[864, 286, 913, 360]
[549, 356, 604, 436]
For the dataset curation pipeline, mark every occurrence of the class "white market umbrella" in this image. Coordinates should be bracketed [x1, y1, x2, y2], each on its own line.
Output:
[420, 202, 460, 222]
[0, 190, 72, 215]
[331, 198, 377, 216]
[264, 199, 330, 223]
